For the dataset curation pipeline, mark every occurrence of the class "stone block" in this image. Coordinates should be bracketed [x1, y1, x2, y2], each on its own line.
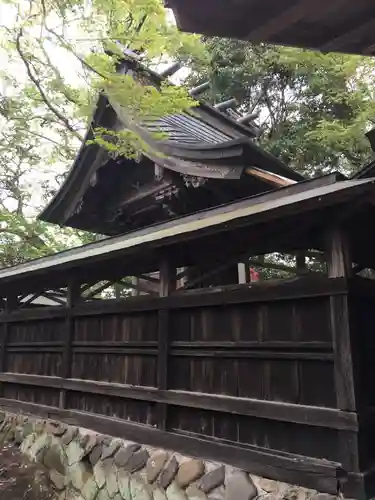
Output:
[90, 444, 104, 466]
[159, 456, 179, 489]
[66, 439, 86, 465]
[98, 488, 112, 500]
[49, 469, 66, 491]
[62, 426, 79, 445]
[176, 460, 205, 489]
[46, 420, 67, 437]
[225, 471, 257, 500]
[130, 476, 152, 500]
[33, 420, 45, 435]
[186, 485, 207, 500]
[106, 467, 119, 498]
[117, 469, 131, 500]
[102, 439, 122, 460]
[82, 434, 98, 455]
[197, 467, 225, 493]
[123, 448, 149, 473]
[82, 477, 99, 500]
[147, 451, 169, 483]
[94, 461, 107, 489]
[166, 481, 188, 500]
[14, 427, 23, 445]
[29, 433, 51, 462]
[22, 422, 34, 439]
[43, 443, 66, 474]
[114, 443, 141, 468]
[21, 432, 37, 454]
[68, 462, 91, 491]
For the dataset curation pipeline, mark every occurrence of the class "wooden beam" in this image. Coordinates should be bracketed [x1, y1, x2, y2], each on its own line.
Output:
[245, 0, 323, 41]
[322, 18, 375, 52]
[245, 167, 296, 187]
[59, 278, 80, 409]
[139, 274, 160, 285]
[19, 292, 44, 308]
[325, 227, 352, 278]
[117, 179, 172, 209]
[179, 253, 253, 292]
[84, 281, 113, 299]
[157, 256, 176, 430]
[127, 279, 158, 296]
[0, 293, 17, 397]
[249, 259, 299, 275]
[330, 294, 356, 414]
[41, 292, 66, 305]
[0, 373, 359, 431]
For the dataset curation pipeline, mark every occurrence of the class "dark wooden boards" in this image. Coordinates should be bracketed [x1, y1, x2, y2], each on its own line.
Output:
[0, 372, 357, 430]
[1, 276, 373, 498]
[0, 277, 348, 323]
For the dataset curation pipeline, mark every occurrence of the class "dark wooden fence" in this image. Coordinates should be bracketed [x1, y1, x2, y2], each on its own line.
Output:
[0, 277, 368, 497]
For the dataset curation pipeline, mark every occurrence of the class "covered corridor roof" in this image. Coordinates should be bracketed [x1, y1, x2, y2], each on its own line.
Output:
[1, 175, 375, 293]
[166, 0, 375, 56]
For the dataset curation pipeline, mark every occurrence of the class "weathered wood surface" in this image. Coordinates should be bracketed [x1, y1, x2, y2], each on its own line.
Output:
[0, 277, 371, 496]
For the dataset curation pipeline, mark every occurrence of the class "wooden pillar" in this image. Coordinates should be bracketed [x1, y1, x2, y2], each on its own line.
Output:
[157, 257, 176, 430]
[325, 227, 352, 278]
[325, 226, 355, 409]
[59, 278, 80, 409]
[0, 293, 17, 397]
[325, 227, 359, 475]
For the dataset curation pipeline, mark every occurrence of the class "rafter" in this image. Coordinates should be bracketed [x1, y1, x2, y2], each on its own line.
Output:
[245, 0, 322, 41]
[321, 17, 375, 52]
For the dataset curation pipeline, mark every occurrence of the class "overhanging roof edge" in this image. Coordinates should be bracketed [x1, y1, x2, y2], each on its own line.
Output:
[3, 176, 374, 284]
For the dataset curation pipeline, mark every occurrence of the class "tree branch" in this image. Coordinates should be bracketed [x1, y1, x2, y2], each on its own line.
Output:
[15, 29, 83, 141]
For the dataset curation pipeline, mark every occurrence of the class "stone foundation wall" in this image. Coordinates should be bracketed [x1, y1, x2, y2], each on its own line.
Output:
[0, 411, 338, 500]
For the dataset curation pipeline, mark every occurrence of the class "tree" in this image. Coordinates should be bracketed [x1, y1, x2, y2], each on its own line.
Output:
[188, 39, 375, 177]
[0, 0, 204, 266]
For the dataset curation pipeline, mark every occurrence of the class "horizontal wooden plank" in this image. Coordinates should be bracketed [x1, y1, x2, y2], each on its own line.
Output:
[72, 341, 158, 348]
[0, 277, 347, 322]
[171, 341, 333, 350]
[7, 342, 64, 348]
[6, 347, 63, 353]
[0, 397, 344, 494]
[72, 347, 158, 355]
[0, 373, 357, 430]
[0, 307, 66, 323]
[170, 350, 334, 360]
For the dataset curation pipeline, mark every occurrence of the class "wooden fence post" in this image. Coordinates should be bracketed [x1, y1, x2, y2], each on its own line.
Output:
[325, 226, 359, 473]
[59, 278, 80, 409]
[0, 294, 18, 397]
[157, 256, 176, 430]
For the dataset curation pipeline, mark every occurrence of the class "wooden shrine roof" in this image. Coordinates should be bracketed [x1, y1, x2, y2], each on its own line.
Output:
[39, 56, 304, 236]
[4, 175, 375, 293]
[166, 0, 375, 56]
